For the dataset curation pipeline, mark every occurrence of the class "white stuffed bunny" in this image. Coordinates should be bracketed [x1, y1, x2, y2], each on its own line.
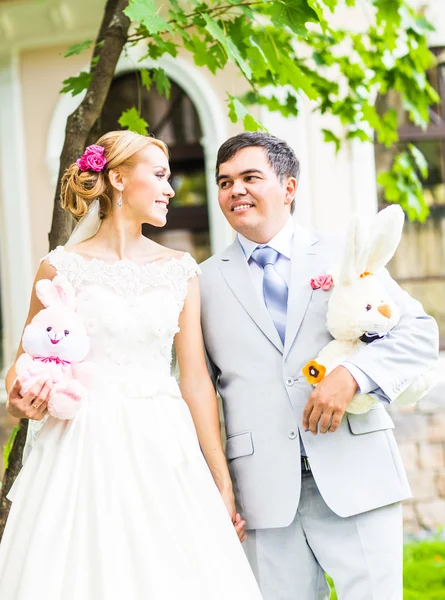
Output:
[303, 205, 435, 414]
[15, 275, 94, 419]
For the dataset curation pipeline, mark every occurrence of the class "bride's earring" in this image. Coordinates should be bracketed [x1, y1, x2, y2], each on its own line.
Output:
[117, 191, 123, 207]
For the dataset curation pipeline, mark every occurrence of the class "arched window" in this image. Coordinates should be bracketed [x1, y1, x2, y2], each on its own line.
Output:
[374, 47, 445, 348]
[93, 71, 211, 263]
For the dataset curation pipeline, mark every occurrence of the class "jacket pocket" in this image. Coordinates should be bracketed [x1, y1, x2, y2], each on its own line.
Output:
[225, 431, 254, 460]
[347, 407, 394, 435]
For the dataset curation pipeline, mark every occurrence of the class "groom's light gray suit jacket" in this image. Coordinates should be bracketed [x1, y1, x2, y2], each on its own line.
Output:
[199, 225, 438, 530]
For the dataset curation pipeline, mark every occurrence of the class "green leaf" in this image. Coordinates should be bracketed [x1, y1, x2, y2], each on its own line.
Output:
[124, 0, 171, 35]
[60, 71, 92, 97]
[242, 90, 300, 118]
[118, 107, 149, 135]
[321, 0, 338, 10]
[374, 0, 401, 27]
[281, 56, 319, 100]
[140, 69, 152, 91]
[152, 68, 171, 99]
[346, 129, 372, 142]
[378, 151, 430, 222]
[64, 40, 92, 58]
[269, 0, 320, 37]
[322, 129, 341, 152]
[186, 35, 222, 74]
[408, 144, 428, 179]
[227, 95, 265, 131]
[203, 14, 252, 80]
[3, 425, 21, 471]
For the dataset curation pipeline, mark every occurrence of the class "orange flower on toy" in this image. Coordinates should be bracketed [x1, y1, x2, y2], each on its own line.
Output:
[302, 360, 326, 384]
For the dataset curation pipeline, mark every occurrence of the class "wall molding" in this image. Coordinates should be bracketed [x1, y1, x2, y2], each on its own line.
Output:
[0, 52, 33, 367]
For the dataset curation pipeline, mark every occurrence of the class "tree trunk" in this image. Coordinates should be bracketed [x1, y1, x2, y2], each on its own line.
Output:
[0, 420, 27, 537]
[0, 0, 131, 542]
[48, 0, 131, 250]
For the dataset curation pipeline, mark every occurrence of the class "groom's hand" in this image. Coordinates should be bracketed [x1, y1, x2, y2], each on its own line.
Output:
[302, 366, 358, 434]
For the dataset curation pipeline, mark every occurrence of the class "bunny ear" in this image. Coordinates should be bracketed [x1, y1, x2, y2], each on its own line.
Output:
[337, 215, 370, 285]
[52, 276, 76, 310]
[35, 279, 60, 308]
[366, 205, 405, 273]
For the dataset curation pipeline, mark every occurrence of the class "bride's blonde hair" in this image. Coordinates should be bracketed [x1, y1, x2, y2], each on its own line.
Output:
[61, 131, 169, 219]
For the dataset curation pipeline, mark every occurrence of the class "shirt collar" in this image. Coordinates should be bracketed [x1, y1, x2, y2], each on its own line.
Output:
[237, 217, 295, 262]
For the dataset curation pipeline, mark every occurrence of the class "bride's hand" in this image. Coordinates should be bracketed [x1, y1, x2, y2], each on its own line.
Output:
[7, 377, 51, 420]
[220, 486, 247, 543]
[233, 513, 247, 544]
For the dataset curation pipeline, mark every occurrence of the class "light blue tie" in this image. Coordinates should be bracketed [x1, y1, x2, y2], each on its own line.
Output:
[252, 246, 288, 344]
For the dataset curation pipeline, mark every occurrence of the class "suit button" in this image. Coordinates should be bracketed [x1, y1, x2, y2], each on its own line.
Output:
[285, 377, 294, 387]
[288, 430, 297, 439]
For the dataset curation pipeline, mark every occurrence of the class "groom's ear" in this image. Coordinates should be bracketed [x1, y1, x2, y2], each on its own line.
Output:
[284, 177, 297, 206]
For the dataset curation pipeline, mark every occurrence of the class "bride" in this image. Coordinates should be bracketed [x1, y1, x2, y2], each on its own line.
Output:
[0, 130, 263, 599]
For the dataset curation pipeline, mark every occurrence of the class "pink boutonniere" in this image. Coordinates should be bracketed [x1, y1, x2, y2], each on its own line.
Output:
[310, 274, 333, 291]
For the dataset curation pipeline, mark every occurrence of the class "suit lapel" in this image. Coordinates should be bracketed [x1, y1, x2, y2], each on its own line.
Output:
[219, 240, 284, 353]
[284, 225, 323, 360]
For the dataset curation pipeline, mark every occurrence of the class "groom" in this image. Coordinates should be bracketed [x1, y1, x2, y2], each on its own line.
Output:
[199, 132, 438, 600]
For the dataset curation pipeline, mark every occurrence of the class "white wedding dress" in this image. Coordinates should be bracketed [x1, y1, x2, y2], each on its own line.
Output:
[0, 247, 262, 600]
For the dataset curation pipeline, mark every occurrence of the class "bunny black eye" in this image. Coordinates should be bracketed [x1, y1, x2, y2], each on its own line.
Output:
[366, 304, 372, 311]
[46, 327, 52, 332]
[64, 330, 70, 336]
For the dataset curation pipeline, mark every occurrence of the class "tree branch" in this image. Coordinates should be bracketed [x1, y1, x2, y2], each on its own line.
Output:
[0, 420, 28, 541]
[48, 0, 131, 250]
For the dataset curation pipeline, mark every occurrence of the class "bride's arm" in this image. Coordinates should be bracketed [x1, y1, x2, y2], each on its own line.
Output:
[5, 260, 55, 420]
[175, 276, 245, 534]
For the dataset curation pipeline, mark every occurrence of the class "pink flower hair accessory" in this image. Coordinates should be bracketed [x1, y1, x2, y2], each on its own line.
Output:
[76, 145, 107, 172]
[310, 274, 333, 291]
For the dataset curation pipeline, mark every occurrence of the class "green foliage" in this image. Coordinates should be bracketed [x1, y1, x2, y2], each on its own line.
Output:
[3, 425, 21, 471]
[328, 537, 445, 599]
[62, 0, 440, 221]
[64, 40, 93, 58]
[377, 145, 430, 222]
[404, 537, 445, 599]
[118, 107, 149, 135]
[60, 71, 92, 97]
[152, 68, 171, 99]
[140, 68, 152, 91]
[124, 0, 172, 35]
[227, 95, 265, 132]
[267, 0, 319, 37]
[322, 129, 341, 153]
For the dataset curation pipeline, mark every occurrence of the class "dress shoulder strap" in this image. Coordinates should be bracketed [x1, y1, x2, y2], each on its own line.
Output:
[41, 246, 83, 289]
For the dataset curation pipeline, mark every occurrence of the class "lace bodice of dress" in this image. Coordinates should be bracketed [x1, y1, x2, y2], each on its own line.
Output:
[44, 246, 201, 397]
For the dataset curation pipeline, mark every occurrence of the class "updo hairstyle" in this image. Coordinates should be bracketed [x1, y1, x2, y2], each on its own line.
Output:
[60, 130, 168, 219]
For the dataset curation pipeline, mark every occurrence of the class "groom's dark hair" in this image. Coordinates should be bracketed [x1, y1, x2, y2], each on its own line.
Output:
[215, 132, 300, 214]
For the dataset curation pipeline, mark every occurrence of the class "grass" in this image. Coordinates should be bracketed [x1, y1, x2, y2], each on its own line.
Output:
[403, 537, 445, 599]
[326, 537, 445, 600]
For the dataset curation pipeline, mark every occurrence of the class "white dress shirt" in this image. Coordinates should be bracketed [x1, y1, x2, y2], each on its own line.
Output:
[237, 218, 378, 395]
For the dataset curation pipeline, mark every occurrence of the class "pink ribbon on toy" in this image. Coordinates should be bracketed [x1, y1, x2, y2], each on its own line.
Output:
[34, 356, 71, 366]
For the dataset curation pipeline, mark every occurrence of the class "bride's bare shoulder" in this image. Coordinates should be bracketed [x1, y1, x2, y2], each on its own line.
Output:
[36, 259, 57, 280]
[147, 241, 186, 262]
[63, 239, 96, 259]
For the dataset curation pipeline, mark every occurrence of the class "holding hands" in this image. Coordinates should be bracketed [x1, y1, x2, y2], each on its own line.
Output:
[220, 484, 247, 543]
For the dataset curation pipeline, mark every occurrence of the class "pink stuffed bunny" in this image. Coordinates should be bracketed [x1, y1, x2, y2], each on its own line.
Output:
[15, 275, 93, 419]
